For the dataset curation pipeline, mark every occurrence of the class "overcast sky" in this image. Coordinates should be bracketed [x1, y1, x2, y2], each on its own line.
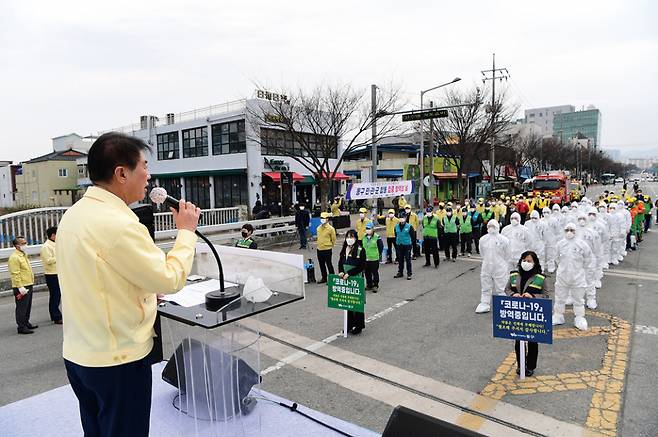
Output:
[1, 0, 657, 162]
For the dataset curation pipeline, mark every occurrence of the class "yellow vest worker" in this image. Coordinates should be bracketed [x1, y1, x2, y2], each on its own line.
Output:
[476, 198, 485, 214]
[398, 197, 408, 211]
[317, 212, 337, 250]
[355, 207, 372, 240]
[331, 199, 341, 217]
[404, 207, 419, 230]
[385, 209, 400, 237]
[435, 203, 447, 222]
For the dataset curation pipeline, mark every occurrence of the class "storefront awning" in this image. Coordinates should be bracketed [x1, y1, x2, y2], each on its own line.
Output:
[377, 169, 403, 178]
[432, 172, 458, 180]
[320, 171, 351, 181]
[262, 172, 305, 182]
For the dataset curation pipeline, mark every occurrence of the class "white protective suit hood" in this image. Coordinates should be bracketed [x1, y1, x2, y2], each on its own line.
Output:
[510, 212, 521, 225]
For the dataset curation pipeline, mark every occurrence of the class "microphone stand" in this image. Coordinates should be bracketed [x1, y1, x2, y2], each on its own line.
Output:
[194, 229, 225, 294]
[193, 228, 240, 311]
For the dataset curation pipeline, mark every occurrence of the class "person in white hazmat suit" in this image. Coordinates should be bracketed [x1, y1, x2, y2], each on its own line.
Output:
[588, 207, 610, 276]
[501, 212, 533, 271]
[476, 219, 512, 314]
[542, 207, 559, 273]
[554, 222, 596, 331]
[560, 206, 570, 229]
[617, 200, 632, 257]
[608, 203, 625, 264]
[525, 210, 548, 271]
[597, 202, 616, 266]
[576, 212, 602, 309]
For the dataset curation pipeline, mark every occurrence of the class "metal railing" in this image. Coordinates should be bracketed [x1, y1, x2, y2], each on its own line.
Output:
[0, 208, 68, 248]
[154, 206, 242, 231]
[100, 99, 247, 135]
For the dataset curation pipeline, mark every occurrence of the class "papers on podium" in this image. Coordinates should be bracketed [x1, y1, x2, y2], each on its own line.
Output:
[162, 279, 238, 307]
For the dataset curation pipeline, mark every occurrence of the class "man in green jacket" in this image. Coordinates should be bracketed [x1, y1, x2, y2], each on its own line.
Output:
[458, 207, 473, 257]
[443, 208, 459, 262]
[422, 207, 440, 268]
[362, 222, 384, 292]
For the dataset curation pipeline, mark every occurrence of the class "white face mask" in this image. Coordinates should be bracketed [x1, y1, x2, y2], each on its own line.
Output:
[447, 212, 452, 217]
[346, 238, 356, 246]
[511, 218, 519, 225]
[578, 219, 587, 226]
[400, 218, 406, 223]
[300, 206, 305, 210]
[588, 215, 597, 222]
[359, 213, 365, 218]
[565, 231, 575, 239]
[388, 214, 394, 218]
[405, 209, 411, 214]
[487, 226, 497, 234]
[320, 218, 327, 224]
[521, 261, 534, 271]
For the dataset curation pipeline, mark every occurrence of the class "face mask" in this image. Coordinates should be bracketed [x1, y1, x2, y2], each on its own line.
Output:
[589, 215, 597, 222]
[388, 214, 394, 219]
[359, 213, 365, 218]
[346, 238, 356, 246]
[488, 226, 497, 234]
[532, 217, 538, 221]
[241, 230, 249, 238]
[300, 206, 305, 210]
[578, 219, 586, 226]
[462, 213, 467, 217]
[565, 230, 575, 239]
[485, 207, 490, 210]
[321, 219, 327, 224]
[447, 212, 452, 217]
[17, 243, 26, 251]
[599, 208, 605, 213]
[470, 209, 475, 213]
[511, 218, 519, 225]
[405, 209, 411, 214]
[366, 229, 373, 235]
[400, 218, 406, 223]
[521, 261, 534, 271]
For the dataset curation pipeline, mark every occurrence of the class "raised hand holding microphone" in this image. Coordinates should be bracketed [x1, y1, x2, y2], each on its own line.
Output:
[173, 199, 201, 232]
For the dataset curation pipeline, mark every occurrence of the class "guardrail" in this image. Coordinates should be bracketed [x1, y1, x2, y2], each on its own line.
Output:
[154, 206, 242, 231]
[0, 207, 68, 249]
[0, 215, 298, 278]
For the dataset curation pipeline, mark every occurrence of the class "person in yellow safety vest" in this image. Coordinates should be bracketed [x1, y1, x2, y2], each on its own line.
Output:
[404, 205, 420, 259]
[355, 207, 372, 240]
[476, 198, 486, 214]
[435, 202, 447, 221]
[528, 193, 538, 214]
[397, 196, 408, 214]
[316, 212, 337, 283]
[383, 208, 400, 263]
[331, 197, 342, 217]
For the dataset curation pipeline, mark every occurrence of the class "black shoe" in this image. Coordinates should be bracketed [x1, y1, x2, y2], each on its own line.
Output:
[27, 324, 38, 329]
[317, 279, 327, 284]
[372, 286, 378, 293]
[350, 328, 363, 335]
[434, 264, 439, 268]
[54, 320, 63, 325]
[394, 273, 403, 278]
[525, 369, 534, 377]
[407, 275, 412, 280]
[452, 259, 456, 262]
[423, 263, 431, 267]
[516, 367, 521, 375]
[18, 328, 34, 335]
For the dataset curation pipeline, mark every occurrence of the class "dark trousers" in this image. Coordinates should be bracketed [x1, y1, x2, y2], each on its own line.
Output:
[386, 237, 397, 263]
[65, 356, 152, 437]
[298, 227, 308, 248]
[423, 237, 440, 267]
[317, 249, 334, 281]
[472, 228, 481, 253]
[365, 260, 380, 288]
[515, 341, 538, 370]
[626, 232, 631, 250]
[13, 285, 33, 330]
[45, 274, 62, 321]
[519, 212, 528, 224]
[460, 232, 473, 254]
[397, 244, 412, 275]
[347, 310, 365, 332]
[645, 215, 651, 232]
[444, 233, 458, 259]
[411, 228, 419, 257]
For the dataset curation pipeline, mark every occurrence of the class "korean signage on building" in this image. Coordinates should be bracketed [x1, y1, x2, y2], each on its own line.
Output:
[255, 89, 289, 103]
[345, 180, 415, 200]
[492, 295, 553, 344]
[327, 274, 365, 313]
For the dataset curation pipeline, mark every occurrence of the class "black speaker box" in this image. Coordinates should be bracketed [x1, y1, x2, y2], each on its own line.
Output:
[382, 405, 487, 437]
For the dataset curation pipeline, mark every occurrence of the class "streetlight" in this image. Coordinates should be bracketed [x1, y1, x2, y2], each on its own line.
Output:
[419, 77, 461, 208]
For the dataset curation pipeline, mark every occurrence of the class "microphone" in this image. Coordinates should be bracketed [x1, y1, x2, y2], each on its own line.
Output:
[149, 187, 239, 309]
[149, 186, 180, 211]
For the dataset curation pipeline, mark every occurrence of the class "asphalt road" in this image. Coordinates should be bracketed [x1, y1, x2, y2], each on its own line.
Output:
[1, 182, 657, 436]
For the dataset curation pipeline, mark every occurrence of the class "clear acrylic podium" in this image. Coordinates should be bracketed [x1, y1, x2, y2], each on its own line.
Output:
[157, 244, 305, 437]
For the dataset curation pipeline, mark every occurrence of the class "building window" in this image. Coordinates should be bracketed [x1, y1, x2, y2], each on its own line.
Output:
[157, 132, 180, 160]
[58, 169, 68, 177]
[182, 127, 208, 158]
[211, 120, 246, 154]
[260, 128, 337, 159]
[214, 174, 248, 208]
[184, 176, 211, 209]
[528, 113, 535, 118]
[157, 177, 182, 201]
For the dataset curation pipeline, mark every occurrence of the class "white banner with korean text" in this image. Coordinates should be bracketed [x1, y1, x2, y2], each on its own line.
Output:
[345, 180, 415, 200]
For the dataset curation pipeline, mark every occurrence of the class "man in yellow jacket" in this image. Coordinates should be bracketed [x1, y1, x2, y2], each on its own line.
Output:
[383, 208, 400, 263]
[404, 205, 420, 258]
[316, 211, 337, 283]
[40, 226, 63, 324]
[56, 133, 201, 437]
[8, 236, 37, 334]
[355, 207, 372, 241]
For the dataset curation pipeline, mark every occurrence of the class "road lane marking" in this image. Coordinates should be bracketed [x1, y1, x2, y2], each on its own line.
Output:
[635, 324, 658, 335]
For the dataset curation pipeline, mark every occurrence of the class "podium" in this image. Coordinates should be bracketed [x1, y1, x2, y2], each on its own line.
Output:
[157, 244, 305, 436]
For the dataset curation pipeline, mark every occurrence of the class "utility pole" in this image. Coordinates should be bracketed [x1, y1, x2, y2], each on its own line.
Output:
[371, 84, 378, 184]
[428, 101, 435, 207]
[481, 53, 509, 192]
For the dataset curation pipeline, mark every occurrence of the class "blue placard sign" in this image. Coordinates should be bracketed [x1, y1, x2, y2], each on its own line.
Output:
[492, 295, 553, 345]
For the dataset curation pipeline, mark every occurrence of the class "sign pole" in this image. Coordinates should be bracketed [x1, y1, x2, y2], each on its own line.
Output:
[343, 310, 348, 338]
[520, 340, 526, 380]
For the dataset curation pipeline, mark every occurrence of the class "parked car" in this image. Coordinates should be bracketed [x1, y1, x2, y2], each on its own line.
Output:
[614, 177, 624, 184]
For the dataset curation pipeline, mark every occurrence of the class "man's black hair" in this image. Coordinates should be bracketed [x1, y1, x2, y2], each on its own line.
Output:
[12, 236, 25, 247]
[88, 132, 151, 183]
[46, 226, 57, 238]
[242, 223, 254, 233]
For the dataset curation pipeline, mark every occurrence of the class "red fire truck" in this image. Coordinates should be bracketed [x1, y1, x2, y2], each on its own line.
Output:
[532, 171, 571, 205]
